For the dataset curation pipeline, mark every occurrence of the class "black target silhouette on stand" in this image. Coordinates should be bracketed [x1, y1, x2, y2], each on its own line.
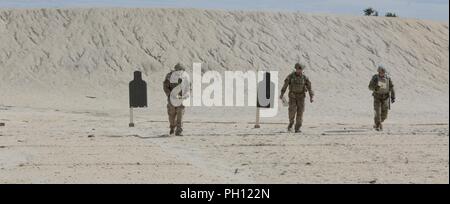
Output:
[255, 72, 275, 128]
[129, 71, 147, 127]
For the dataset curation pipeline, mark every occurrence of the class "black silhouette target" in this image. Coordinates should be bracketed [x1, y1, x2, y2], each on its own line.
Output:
[257, 72, 274, 108]
[129, 71, 147, 108]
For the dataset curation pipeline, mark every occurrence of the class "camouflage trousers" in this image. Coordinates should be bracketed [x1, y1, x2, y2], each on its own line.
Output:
[288, 92, 306, 130]
[373, 96, 389, 125]
[167, 103, 185, 132]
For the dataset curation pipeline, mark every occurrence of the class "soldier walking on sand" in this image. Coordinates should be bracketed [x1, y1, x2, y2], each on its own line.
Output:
[163, 63, 190, 136]
[368, 65, 395, 131]
[279, 63, 314, 133]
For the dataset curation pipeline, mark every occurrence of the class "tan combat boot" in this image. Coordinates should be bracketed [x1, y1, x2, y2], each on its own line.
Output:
[374, 122, 382, 131]
[287, 122, 294, 132]
[175, 128, 183, 136]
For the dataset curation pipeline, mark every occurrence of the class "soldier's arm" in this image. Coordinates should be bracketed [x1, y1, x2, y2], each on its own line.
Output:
[163, 77, 171, 97]
[306, 77, 314, 98]
[368, 75, 377, 91]
[181, 77, 192, 99]
[389, 78, 395, 99]
[280, 76, 290, 97]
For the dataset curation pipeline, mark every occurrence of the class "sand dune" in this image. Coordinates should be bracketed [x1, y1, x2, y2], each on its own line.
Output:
[0, 9, 448, 115]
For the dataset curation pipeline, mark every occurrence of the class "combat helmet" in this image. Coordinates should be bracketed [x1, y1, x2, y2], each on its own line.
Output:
[174, 63, 186, 71]
[294, 63, 305, 70]
[377, 65, 387, 73]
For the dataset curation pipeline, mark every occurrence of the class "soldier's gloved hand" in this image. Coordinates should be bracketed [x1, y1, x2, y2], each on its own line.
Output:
[279, 95, 284, 100]
[391, 97, 395, 103]
[310, 97, 314, 103]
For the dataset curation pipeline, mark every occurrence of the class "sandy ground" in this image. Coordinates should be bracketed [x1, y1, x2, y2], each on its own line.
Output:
[0, 106, 448, 184]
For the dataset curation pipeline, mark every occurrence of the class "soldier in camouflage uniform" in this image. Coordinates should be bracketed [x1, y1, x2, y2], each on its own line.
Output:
[163, 63, 190, 136]
[279, 63, 314, 133]
[368, 65, 395, 131]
